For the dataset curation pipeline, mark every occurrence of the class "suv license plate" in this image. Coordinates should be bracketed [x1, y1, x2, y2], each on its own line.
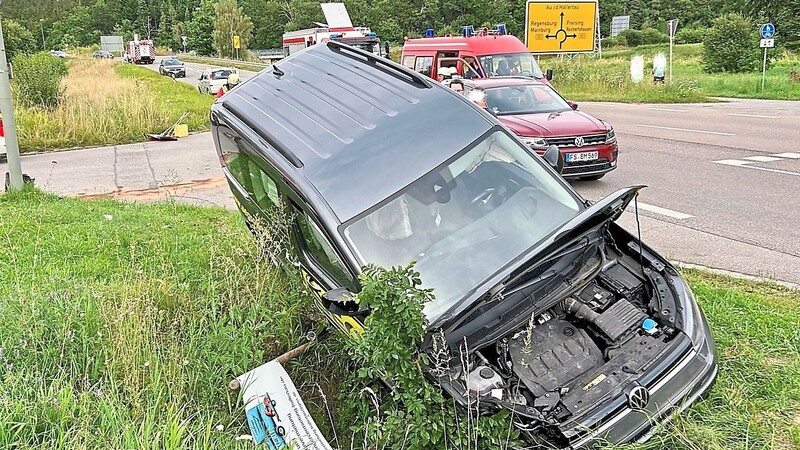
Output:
[567, 151, 599, 162]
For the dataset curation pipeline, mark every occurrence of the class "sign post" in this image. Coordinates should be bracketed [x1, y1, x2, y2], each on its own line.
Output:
[0, 19, 23, 191]
[233, 35, 241, 60]
[181, 35, 187, 53]
[525, 0, 599, 54]
[760, 23, 775, 93]
[667, 19, 678, 84]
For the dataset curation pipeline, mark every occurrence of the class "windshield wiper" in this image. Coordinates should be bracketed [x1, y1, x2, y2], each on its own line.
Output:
[492, 234, 597, 301]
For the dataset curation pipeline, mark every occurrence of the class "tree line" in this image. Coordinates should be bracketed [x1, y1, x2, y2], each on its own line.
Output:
[0, 0, 796, 57]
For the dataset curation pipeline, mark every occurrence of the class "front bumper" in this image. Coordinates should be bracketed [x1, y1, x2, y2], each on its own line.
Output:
[561, 144, 619, 178]
[567, 323, 717, 447]
[164, 70, 186, 77]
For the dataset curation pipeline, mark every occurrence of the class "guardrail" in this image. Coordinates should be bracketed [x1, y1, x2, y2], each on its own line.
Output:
[183, 55, 273, 68]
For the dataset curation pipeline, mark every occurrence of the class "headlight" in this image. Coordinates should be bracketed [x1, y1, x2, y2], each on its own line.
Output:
[605, 128, 616, 144]
[675, 278, 708, 350]
[522, 137, 548, 150]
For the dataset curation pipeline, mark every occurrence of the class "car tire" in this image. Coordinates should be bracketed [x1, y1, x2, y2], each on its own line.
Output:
[579, 174, 605, 181]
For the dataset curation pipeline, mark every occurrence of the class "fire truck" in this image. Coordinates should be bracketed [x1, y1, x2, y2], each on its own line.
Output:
[401, 25, 550, 83]
[124, 40, 156, 64]
[282, 3, 386, 57]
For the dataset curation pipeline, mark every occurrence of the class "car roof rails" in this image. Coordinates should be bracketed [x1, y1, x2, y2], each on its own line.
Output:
[325, 41, 433, 89]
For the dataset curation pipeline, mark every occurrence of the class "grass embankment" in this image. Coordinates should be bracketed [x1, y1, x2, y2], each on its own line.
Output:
[0, 190, 798, 449]
[547, 43, 800, 102]
[14, 59, 214, 153]
[179, 56, 269, 74]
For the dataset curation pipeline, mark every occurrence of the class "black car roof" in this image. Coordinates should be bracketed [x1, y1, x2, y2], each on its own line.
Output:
[214, 42, 495, 222]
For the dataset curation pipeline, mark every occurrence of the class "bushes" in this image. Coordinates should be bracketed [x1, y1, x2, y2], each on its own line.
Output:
[702, 14, 760, 73]
[675, 27, 707, 44]
[12, 52, 68, 108]
[612, 28, 670, 48]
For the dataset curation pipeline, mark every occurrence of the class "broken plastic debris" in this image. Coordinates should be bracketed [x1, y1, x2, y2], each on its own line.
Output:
[103, 214, 113, 221]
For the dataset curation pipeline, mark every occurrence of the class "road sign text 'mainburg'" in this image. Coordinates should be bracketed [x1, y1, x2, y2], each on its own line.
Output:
[525, 0, 598, 54]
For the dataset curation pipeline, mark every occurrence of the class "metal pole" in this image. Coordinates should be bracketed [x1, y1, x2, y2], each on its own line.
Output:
[761, 47, 767, 93]
[39, 20, 45, 50]
[669, 34, 673, 84]
[0, 19, 24, 190]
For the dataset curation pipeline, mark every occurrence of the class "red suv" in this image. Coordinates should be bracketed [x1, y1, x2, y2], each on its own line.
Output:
[464, 77, 618, 180]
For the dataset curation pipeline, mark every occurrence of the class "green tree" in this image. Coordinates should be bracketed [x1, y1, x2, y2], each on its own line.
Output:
[187, 0, 216, 55]
[2, 20, 38, 59]
[213, 0, 254, 57]
[47, 6, 100, 49]
[702, 13, 760, 73]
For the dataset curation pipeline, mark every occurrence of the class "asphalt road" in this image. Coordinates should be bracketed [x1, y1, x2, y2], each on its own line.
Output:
[145, 56, 260, 94]
[5, 60, 800, 284]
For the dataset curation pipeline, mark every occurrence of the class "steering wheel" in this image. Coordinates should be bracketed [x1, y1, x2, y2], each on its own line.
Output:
[470, 188, 497, 208]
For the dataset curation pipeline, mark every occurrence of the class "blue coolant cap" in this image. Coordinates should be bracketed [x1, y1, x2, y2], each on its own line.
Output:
[642, 318, 657, 331]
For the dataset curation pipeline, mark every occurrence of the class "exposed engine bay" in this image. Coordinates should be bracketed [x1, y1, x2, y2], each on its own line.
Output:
[432, 227, 687, 446]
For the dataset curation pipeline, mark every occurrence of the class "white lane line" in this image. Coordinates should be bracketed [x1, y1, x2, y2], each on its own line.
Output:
[773, 152, 800, 159]
[635, 124, 735, 136]
[636, 202, 694, 220]
[648, 107, 688, 112]
[725, 165, 800, 178]
[726, 113, 778, 119]
[713, 159, 753, 166]
[743, 155, 782, 162]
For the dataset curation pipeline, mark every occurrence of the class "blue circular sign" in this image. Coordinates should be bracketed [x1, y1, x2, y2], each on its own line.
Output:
[760, 23, 775, 39]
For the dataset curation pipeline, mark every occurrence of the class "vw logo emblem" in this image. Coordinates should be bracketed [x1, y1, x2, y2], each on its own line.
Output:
[628, 386, 650, 410]
[574, 136, 585, 147]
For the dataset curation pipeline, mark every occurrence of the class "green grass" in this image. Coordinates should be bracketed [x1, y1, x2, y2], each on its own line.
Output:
[14, 59, 213, 153]
[0, 190, 797, 449]
[546, 43, 800, 102]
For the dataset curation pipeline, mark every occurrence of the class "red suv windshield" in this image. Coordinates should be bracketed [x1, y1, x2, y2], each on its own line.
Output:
[479, 53, 544, 79]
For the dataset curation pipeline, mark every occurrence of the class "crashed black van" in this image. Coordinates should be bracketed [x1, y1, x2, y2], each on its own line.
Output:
[211, 42, 717, 447]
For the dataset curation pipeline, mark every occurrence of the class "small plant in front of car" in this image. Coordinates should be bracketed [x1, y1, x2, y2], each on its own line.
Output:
[345, 262, 522, 450]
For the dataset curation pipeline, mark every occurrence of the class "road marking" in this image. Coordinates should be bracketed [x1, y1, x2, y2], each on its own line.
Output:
[636, 202, 694, 220]
[743, 155, 782, 162]
[713, 159, 752, 166]
[773, 152, 800, 159]
[727, 165, 800, 178]
[635, 124, 735, 136]
[648, 107, 687, 112]
[726, 113, 778, 119]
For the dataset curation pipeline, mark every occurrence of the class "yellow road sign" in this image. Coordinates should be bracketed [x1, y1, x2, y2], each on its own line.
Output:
[233, 35, 241, 49]
[525, 0, 598, 54]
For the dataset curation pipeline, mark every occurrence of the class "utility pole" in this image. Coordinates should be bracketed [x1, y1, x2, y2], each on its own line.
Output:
[39, 19, 46, 50]
[0, 17, 24, 190]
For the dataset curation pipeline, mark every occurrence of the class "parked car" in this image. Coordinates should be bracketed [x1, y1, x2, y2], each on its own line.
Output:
[92, 50, 115, 59]
[158, 57, 186, 78]
[463, 77, 618, 180]
[49, 50, 70, 59]
[212, 42, 717, 448]
[198, 67, 238, 95]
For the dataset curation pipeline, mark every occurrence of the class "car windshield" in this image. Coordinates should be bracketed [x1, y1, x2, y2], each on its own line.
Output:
[343, 130, 581, 322]
[482, 84, 572, 115]
[165, 59, 181, 65]
[479, 53, 544, 79]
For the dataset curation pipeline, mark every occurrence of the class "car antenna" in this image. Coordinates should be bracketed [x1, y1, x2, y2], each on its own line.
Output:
[634, 193, 645, 274]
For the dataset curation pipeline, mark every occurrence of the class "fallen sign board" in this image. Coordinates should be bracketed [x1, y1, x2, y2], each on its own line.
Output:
[235, 360, 333, 449]
[525, 0, 598, 54]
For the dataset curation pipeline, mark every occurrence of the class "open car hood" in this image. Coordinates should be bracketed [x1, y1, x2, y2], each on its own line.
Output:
[433, 185, 646, 329]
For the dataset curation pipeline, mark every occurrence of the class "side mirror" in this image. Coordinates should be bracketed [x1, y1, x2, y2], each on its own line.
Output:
[568, 101, 578, 110]
[545, 68, 554, 81]
[544, 144, 564, 174]
[322, 287, 368, 317]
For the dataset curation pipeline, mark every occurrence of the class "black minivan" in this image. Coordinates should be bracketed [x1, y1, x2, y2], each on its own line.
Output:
[211, 42, 717, 448]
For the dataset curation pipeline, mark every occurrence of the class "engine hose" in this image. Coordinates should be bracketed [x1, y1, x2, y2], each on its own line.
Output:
[562, 297, 600, 324]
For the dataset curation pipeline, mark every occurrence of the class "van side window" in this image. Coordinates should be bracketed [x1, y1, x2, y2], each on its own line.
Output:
[414, 56, 433, 77]
[217, 128, 280, 211]
[402, 56, 415, 69]
[295, 212, 357, 291]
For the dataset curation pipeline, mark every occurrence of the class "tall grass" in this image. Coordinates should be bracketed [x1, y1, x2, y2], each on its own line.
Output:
[14, 59, 213, 152]
[546, 44, 800, 102]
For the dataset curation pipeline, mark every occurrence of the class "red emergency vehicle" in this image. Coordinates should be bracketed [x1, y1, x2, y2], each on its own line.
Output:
[401, 26, 550, 83]
[282, 2, 386, 57]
